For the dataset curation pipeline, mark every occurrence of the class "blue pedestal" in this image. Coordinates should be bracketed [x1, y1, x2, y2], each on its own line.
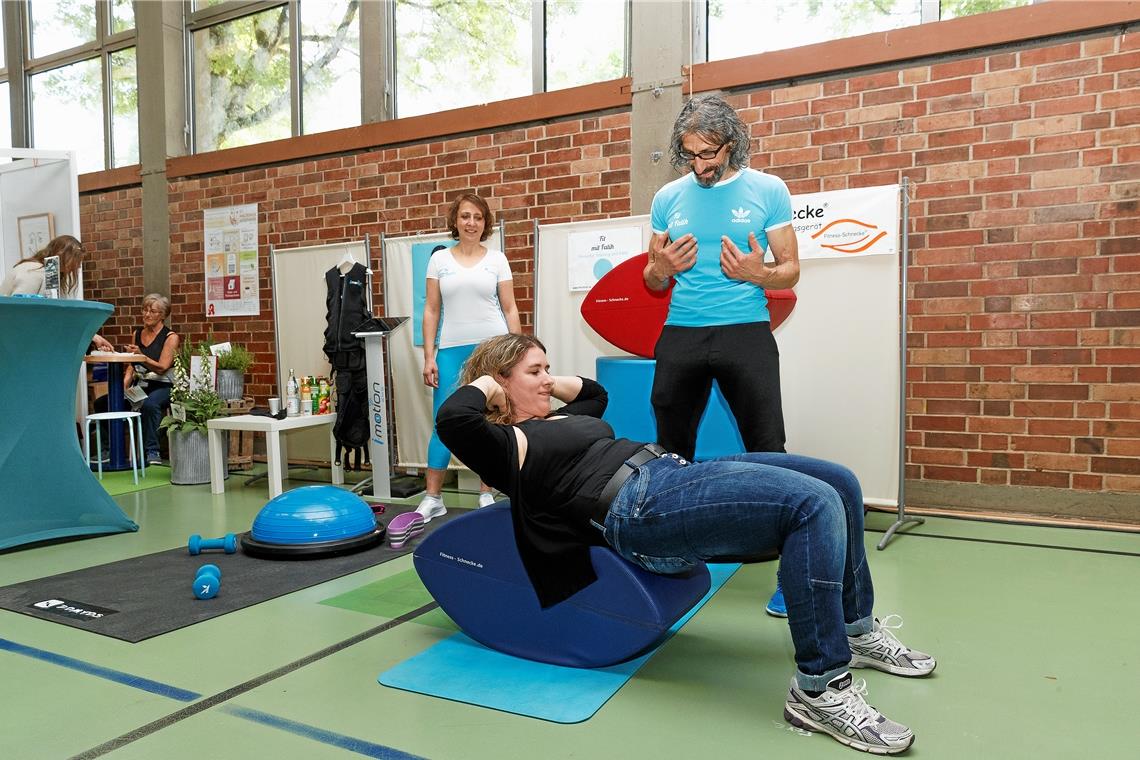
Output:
[0, 296, 138, 550]
[597, 357, 745, 460]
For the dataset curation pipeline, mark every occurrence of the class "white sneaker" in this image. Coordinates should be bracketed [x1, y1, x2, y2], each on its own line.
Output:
[849, 615, 936, 677]
[415, 494, 447, 523]
[478, 492, 496, 508]
[785, 672, 914, 755]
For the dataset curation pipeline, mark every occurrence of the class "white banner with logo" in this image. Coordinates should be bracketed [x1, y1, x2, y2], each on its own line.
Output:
[791, 184, 898, 260]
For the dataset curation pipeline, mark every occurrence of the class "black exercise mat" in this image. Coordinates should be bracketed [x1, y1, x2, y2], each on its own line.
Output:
[0, 508, 459, 643]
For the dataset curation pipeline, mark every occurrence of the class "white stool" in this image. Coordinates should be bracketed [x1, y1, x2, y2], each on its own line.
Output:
[85, 411, 145, 485]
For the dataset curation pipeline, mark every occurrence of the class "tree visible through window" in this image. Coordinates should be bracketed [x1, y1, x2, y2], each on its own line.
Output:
[395, 0, 532, 118]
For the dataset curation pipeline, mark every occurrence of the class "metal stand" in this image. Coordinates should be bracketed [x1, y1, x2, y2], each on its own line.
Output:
[878, 177, 924, 550]
[354, 317, 410, 501]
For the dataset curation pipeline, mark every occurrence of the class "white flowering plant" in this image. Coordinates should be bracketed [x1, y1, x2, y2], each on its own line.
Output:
[160, 345, 226, 434]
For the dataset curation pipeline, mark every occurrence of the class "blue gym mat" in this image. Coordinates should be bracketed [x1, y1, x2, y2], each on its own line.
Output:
[378, 563, 739, 723]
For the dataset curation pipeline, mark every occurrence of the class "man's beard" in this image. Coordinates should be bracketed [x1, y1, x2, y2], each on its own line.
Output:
[694, 162, 728, 187]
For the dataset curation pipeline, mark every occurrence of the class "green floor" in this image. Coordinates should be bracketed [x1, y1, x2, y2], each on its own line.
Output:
[2, 468, 1138, 759]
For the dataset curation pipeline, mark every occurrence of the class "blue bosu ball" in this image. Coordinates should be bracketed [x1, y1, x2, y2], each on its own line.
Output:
[241, 485, 384, 558]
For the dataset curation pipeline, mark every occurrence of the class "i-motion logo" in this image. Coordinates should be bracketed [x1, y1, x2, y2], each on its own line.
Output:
[730, 207, 751, 223]
[33, 599, 64, 609]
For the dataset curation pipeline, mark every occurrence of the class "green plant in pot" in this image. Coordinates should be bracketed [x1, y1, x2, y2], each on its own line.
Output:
[161, 346, 228, 485]
[215, 343, 254, 401]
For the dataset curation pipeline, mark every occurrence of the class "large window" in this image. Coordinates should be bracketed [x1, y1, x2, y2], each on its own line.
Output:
[24, 0, 137, 172]
[301, 1, 361, 136]
[707, 0, 1031, 61]
[545, 0, 626, 92]
[189, 0, 362, 151]
[395, 0, 533, 118]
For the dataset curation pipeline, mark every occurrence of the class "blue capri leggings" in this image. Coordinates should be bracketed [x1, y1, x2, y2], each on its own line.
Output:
[427, 343, 478, 470]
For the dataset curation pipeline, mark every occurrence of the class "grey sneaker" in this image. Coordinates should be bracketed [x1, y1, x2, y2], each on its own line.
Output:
[785, 672, 914, 755]
[849, 615, 936, 677]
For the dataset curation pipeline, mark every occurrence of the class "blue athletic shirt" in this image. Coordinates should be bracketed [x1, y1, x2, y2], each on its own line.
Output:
[650, 168, 793, 327]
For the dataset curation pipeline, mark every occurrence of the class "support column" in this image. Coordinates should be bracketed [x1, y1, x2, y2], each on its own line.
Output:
[3, 2, 27, 147]
[135, 0, 186, 297]
[628, 0, 698, 215]
[360, 0, 393, 123]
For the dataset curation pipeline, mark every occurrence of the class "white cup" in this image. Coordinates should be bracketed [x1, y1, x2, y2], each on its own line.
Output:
[268, 397, 281, 415]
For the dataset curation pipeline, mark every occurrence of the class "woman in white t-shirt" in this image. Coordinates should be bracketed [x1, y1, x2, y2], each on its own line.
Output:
[418, 193, 521, 521]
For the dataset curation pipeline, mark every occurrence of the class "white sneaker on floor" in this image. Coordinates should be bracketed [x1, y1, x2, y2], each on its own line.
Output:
[849, 615, 937, 677]
[415, 494, 447, 523]
[478, 492, 496, 508]
[785, 672, 914, 755]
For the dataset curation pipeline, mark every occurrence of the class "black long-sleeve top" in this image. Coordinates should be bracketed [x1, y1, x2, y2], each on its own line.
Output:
[435, 378, 644, 608]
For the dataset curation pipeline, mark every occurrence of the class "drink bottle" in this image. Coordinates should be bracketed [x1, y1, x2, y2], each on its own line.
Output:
[286, 369, 299, 416]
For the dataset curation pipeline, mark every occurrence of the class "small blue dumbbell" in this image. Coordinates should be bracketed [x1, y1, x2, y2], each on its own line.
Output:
[188, 533, 238, 555]
[193, 568, 221, 600]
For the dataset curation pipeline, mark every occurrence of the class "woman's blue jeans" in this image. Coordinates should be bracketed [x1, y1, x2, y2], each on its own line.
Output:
[140, 383, 172, 455]
[602, 452, 875, 691]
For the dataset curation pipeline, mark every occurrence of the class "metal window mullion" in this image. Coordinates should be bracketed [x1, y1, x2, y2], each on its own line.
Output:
[290, 0, 301, 135]
[103, 48, 113, 169]
[532, 0, 544, 94]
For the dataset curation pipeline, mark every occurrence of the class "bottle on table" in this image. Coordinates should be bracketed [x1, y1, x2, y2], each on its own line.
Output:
[300, 375, 312, 416]
[286, 368, 299, 416]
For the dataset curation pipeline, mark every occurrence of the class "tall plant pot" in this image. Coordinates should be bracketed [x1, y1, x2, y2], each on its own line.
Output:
[217, 369, 245, 401]
[169, 428, 227, 486]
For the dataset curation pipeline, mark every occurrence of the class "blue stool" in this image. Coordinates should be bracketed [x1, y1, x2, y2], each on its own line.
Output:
[414, 503, 711, 668]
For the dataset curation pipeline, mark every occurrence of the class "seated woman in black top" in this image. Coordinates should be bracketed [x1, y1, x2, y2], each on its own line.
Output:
[436, 334, 936, 756]
[123, 293, 180, 464]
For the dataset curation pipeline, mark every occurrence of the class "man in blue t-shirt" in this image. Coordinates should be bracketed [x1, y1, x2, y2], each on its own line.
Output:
[644, 93, 800, 461]
[645, 95, 800, 618]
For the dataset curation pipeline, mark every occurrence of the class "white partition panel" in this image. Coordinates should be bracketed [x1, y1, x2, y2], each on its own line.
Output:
[534, 215, 652, 379]
[383, 229, 504, 469]
[270, 239, 370, 463]
[533, 200, 901, 505]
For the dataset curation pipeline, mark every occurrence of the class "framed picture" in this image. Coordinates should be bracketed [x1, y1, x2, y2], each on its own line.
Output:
[17, 213, 55, 258]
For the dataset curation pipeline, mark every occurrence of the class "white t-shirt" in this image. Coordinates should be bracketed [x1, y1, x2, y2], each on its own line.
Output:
[426, 247, 513, 349]
[0, 261, 46, 296]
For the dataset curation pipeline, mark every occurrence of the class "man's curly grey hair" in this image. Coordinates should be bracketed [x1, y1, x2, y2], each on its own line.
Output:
[669, 93, 751, 172]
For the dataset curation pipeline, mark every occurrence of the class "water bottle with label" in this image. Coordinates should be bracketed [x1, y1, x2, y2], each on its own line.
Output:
[286, 369, 299, 416]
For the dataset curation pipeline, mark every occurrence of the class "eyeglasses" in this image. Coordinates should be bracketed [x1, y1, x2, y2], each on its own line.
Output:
[678, 142, 727, 162]
[142, 306, 163, 314]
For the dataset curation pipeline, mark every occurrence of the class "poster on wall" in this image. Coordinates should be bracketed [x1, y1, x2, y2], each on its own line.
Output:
[203, 203, 260, 317]
[567, 226, 641, 291]
[792, 184, 899, 260]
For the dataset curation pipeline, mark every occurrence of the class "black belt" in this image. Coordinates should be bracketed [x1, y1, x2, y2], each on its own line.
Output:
[597, 443, 669, 510]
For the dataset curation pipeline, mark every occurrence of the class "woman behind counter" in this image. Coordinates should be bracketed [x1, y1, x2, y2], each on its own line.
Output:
[436, 334, 936, 756]
[123, 293, 181, 465]
[418, 193, 520, 521]
[1, 234, 86, 296]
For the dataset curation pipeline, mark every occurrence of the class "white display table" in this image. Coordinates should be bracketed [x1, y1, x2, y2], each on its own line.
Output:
[207, 413, 344, 498]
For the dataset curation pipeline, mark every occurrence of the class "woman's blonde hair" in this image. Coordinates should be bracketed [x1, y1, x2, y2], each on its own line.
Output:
[460, 333, 546, 424]
[142, 292, 171, 320]
[19, 235, 85, 294]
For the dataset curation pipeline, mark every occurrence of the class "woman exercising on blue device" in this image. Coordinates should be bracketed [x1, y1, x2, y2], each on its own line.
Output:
[436, 333, 936, 756]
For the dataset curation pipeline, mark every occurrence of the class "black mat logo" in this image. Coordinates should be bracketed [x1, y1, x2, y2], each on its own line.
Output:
[29, 598, 118, 622]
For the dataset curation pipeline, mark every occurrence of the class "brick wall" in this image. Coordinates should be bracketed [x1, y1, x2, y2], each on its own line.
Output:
[733, 30, 1139, 503]
[81, 114, 632, 405]
[78, 187, 143, 343]
[78, 26, 1139, 516]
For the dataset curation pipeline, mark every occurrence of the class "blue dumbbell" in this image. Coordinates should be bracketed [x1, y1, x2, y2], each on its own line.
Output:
[188, 533, 238, 555]
[193, 570, 221, 600]
[197, 563, 221, 580]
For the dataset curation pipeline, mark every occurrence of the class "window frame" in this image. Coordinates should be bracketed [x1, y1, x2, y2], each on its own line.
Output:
[24, 0, 137, 169]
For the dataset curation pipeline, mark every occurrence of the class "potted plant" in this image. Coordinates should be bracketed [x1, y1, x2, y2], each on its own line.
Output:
[215, 343, 254, 401]
[161, 345, 228, 485]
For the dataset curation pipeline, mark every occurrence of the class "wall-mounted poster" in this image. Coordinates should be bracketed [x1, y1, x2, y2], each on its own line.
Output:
[204, 204, 259, 317]
[17, 213, 54, 259]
